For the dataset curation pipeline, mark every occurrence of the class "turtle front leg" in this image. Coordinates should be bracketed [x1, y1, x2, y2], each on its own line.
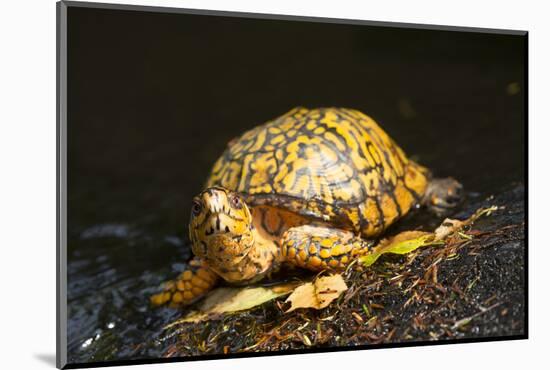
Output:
[280, 225, 374, 272]
[150, 257, 219, 307]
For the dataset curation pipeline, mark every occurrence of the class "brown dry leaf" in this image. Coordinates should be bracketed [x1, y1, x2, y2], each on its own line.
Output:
[434, 219, 465, 241]
[285, 274, 348, 312]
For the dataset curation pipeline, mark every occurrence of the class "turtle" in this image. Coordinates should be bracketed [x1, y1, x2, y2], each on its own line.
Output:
[151, 107, 462, 306]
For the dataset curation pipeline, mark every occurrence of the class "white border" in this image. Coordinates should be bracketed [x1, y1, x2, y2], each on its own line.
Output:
[1, 0, 546, 369]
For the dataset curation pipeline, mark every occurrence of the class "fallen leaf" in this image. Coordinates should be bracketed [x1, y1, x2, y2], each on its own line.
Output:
[359, 206, 499, 267]
[434, 219, 465, 241]
[359, 231, 435, 267]
[166, 282, 299, 326]
[285, 274, 347, 312]
[434, 206, 499, 241]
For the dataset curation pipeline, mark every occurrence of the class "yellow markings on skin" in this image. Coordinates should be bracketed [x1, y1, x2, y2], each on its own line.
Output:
[226, 271, 245, 282]
[184, 281, 192, 290]
[340, 256, 349, 264]
[281, 246, 287, 258]
[268, 127, 282, 134]
[319, 249, 331, 259]
[298, 250, 308, 261]
[320, 238, 333, 247]
[330, 244, 349, 256]
[191, 276, 209, 289]
[329, 259, 340, 268]
[182, 271, 193, 281]
[287, 129, 297, 137]
[308, 244, 318, 254]
[308, 256, 322, 267]
[176, 280, 185, 291]
[191, 287, 204, 296]
[296, 240, 306, 250]
[172, 292, 183, 303]
[287, 247, 296, 258]
[183, 291, 194, 300]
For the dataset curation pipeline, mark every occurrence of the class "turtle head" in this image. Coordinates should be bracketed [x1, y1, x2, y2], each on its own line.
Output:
[189, 187, 255, 266]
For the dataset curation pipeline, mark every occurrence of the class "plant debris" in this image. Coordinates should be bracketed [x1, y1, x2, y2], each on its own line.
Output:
[285, 274, 348, 312]
[167, 283, 300, 325]
[359, 231, 435, 267]
[159, 186, 524, 357]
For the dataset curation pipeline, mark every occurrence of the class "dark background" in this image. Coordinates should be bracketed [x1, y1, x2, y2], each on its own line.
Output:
[68, 7, 525, 235]
[65, 6, 526, 364]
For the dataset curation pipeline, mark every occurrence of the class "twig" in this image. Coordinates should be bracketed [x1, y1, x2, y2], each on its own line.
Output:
[451, 302, 502, 330]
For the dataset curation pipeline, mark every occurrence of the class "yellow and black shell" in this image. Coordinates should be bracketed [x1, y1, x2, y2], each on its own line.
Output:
[206, 107, 431, 237]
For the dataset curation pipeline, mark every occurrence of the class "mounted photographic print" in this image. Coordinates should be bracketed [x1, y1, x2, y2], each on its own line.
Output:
[57, 1, 527, 368]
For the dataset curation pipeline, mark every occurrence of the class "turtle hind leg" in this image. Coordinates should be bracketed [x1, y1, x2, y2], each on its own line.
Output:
[423, 177, 463, 213]
[280, 225, 374, 272]
[150, 257, 219, 307]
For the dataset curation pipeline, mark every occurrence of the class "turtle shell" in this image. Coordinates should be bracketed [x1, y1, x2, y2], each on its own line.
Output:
[205, 107, 430, 237]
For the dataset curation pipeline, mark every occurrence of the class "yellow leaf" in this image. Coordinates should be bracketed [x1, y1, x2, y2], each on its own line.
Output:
[165, 282, 299, 326]
[285, 274, 347, 312]
[359, 231, 433, 267]
[359, 206, 499, 268]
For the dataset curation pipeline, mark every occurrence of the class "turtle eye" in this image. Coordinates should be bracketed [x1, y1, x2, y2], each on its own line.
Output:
[229, 194, 243, 209]
[191, 200, 202, 216]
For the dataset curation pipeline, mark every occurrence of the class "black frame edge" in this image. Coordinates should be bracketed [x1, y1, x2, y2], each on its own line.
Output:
[62, 0, 527, 35]
[57, 1, 68, 369]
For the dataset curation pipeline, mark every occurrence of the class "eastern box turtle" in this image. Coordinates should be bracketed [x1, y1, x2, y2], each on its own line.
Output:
[152, 107, 462, 306]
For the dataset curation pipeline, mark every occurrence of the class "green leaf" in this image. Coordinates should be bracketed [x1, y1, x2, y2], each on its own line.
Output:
[359, 231, 435, 267]
[165, 282, 299, 326]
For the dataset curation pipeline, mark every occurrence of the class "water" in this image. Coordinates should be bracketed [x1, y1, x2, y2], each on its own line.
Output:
[66, 7, 525, 365]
